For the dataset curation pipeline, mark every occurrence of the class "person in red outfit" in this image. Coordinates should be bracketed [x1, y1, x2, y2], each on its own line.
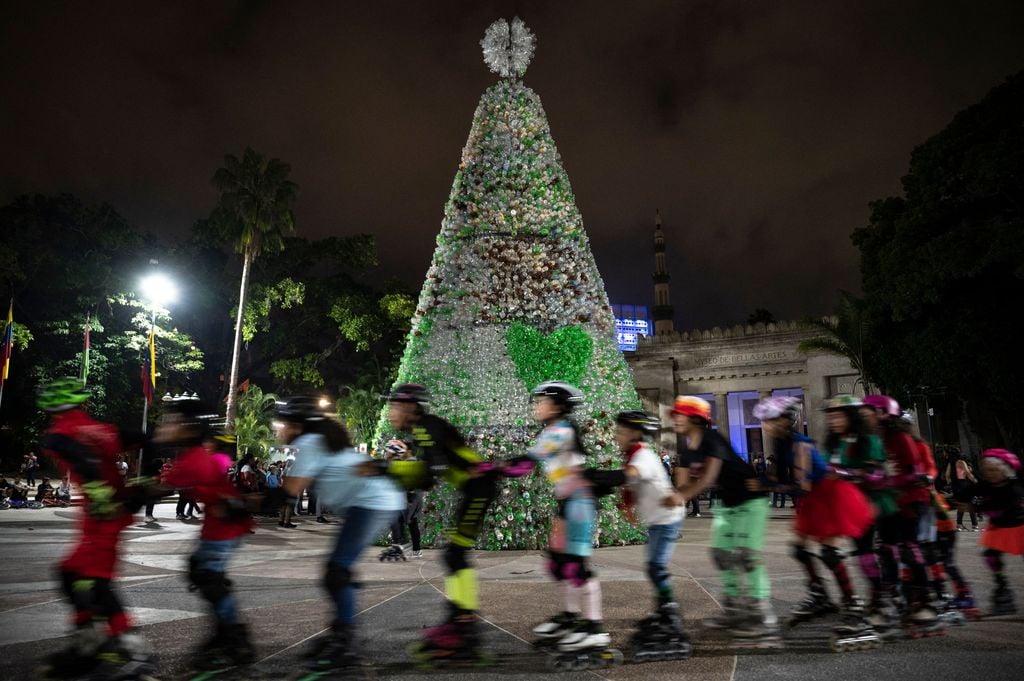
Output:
[36, 378, 158, 679]
[156, 399, 256, 670]
[861, 395, 941, 630]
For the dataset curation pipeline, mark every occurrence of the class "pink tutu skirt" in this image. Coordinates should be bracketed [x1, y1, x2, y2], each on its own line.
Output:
[795, 478, 875, 541]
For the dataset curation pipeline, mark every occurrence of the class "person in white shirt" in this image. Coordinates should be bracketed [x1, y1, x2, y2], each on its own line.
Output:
[614, 411, 690, 659]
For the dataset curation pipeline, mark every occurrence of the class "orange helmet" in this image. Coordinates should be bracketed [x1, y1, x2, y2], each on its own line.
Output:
[671, 395, 713, 423]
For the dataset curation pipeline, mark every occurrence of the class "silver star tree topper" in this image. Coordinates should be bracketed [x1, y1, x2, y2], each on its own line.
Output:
[481, 17, 536, 79]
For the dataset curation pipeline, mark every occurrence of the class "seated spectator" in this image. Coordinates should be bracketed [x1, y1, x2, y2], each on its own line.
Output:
[35, 477, 54, 502]
[9, 477, 29, 505]
[54, 478, 72, 504]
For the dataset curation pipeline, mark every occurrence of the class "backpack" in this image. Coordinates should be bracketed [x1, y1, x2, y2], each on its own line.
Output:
[793, 433, 829, 483]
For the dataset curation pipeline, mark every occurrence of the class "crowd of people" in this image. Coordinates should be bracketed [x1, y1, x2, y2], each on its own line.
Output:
[22, 375, 1024, 679]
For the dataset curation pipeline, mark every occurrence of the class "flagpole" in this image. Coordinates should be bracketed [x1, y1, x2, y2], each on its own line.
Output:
[137, 309, 156, 479]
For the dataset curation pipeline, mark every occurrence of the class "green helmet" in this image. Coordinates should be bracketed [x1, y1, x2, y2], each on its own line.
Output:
[37, 377, 89, 413]
[822, 393, 863, 411]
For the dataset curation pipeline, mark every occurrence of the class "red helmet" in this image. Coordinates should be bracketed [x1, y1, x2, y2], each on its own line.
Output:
[863, 394, 900, 418]
[672, 396, 713, 423]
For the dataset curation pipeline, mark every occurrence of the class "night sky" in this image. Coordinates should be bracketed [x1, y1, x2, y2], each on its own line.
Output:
[3, 1, 1023, 329]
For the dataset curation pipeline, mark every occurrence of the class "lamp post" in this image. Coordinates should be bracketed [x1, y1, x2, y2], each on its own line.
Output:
[137, 273, 177, 477]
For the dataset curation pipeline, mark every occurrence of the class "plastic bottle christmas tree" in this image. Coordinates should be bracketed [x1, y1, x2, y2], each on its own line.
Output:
[378, 18, 644, 549]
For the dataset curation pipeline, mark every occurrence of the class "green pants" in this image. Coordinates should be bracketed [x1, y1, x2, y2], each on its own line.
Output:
[710, 496, 770, 599]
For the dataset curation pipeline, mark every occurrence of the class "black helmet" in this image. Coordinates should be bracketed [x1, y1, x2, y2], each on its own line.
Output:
[387, 383, 429, 405]
[275, 396, 328, 423]
[616, 410, 660, 434]
[532, 381, 584, 413]
[163, 398, 217, 439]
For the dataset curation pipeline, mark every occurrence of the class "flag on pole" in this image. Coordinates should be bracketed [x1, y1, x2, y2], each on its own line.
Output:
[0, 300, 13, 389]
[80, 311, 91, 385]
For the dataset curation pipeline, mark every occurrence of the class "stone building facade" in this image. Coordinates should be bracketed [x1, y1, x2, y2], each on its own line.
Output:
[625, 320, 860, 460]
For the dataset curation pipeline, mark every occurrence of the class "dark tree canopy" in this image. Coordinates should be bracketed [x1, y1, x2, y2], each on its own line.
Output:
[853, 71, 1024, 448]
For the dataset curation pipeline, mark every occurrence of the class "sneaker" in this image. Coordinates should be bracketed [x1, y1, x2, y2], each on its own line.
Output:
[971, 526, 980, 532]
[409, 550, 423, 559]
[316, 516, 329, 524]
[957, 525, 968, 532]
[144, 515, 155, 523]
[177, 513, 185, 520]
[282, 522, 298, 529]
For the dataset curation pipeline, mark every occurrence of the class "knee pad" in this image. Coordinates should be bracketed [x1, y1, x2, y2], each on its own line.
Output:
[735, 547, 758, 573]
[791, 544, 814, 563]
[444, 543, 469, 573]
[646, 560, 668, 585]
[857, 552, 881, 579]
[562, 555, 592, 587]
[323, 564, 353, 597]
[711, 547, 733, 571]
[61, 569, 96, 612]
[188, 559, 230, 606]
[90, 578, 122, 616]
[983, 548, 1004, 572]
[547, 555, 563, 581]
[899, 542, 925, 566]
[820, 545, 845, 570]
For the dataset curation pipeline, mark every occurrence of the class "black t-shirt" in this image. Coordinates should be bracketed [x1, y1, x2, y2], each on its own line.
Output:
[974, 479, 1024, 528]
[678, 429, 765, 507]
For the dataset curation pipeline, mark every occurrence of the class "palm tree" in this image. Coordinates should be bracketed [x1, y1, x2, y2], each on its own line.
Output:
[210, 147, 297, 424]
[798, 291, 876, 393]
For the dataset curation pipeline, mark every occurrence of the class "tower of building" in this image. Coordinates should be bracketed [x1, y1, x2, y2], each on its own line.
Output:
[652, 210, 674, 334]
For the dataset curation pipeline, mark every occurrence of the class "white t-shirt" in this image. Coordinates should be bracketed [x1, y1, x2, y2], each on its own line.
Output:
[628, 445, 684, 526]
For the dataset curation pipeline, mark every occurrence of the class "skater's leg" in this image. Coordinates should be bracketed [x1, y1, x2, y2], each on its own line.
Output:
[897, 507, 932, 609]
[820, 543, 856, 602]
[327, 507, 397, 627]
[710, 505, 741, 600]
[852, 525, 883, 603]
[190, 539, 242, 626]
[732, 497, 771, 601]
[876, 514, 902, 600]
[645, 521, 681, 605]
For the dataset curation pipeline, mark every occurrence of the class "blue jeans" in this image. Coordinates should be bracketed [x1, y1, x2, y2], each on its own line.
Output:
[192, 538, 242, 623]
[328, 506, 396, 625]
[646, 521, 682, 601]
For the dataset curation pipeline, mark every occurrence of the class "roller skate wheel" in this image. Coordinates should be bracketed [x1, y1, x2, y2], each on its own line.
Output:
[601, 648, 624, 667]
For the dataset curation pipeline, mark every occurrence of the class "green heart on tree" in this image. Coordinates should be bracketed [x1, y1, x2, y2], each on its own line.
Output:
[505, 322, 594, 390]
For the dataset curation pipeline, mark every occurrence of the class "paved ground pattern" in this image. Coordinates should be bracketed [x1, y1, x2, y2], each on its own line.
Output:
[1, 502, 1022, 680]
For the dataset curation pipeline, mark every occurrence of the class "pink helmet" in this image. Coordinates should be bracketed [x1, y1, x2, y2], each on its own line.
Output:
[863, 394, 900, 418]
[981, 448, 1021, 471]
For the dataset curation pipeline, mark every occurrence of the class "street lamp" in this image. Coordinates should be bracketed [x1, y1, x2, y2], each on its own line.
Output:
[137, 272, 177, 477]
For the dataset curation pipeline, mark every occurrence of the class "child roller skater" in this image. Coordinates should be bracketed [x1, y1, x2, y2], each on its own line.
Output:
[669, 396, 782, 649]
[36, 378, 160, 680]
[862, 395, 943, 637]
[612, 410, 690, 662]
[967, 449, 1024, 615]
[377, 384, 500, 665]
[503, 382, 621, 669]
[278, 397, 406, 674]
[782, 393, 880, 647]
[156, 399, 256, 673]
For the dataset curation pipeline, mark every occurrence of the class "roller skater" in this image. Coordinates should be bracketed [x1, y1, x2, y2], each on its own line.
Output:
[968, 449, 1024, 616]
[501, 382, 621, 670]
[862, 395, 942, 635]
[35, 378, 161, 680]
[669, 396, 781, 650]
[156, 400, 257, 674]
[604, 411, 691, 662]
[277, 397, 405, 675]
[753, 395, 873, 646]
[373, 384, 499, 666]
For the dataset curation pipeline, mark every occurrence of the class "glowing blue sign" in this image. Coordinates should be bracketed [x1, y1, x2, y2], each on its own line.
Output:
[612, 304, 650, 351]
